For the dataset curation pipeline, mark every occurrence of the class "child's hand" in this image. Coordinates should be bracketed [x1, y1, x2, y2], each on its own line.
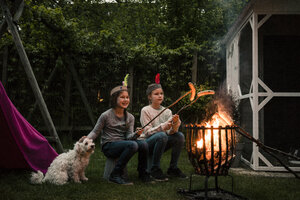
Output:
[162, 121, 172, 131]
[172, 114, 179, 124]
[136, 127, 144, 136]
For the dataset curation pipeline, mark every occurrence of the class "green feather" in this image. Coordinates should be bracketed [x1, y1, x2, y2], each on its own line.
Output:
[123, 74, 129, 86]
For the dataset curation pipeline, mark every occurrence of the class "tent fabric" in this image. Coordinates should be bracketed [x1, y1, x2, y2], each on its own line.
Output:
[0, 81, 58, 174]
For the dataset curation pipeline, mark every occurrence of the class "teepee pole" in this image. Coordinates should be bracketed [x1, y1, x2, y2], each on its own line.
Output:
[0, 0, 63, 153]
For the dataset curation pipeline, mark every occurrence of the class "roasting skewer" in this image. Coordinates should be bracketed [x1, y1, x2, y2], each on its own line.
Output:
[233, 125, 300, 179]
[235, 126, 300, 179]
[234, 125, 300, 161]
[212, 112, 300, 179]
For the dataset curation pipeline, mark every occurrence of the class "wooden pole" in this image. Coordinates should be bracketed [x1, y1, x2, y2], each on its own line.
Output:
[128, 66, 133, 110]
[0, 0, 63, 153]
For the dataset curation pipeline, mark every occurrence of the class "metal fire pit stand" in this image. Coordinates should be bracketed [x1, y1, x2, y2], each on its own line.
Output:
[178, 174, 246, 200]
[178, 125, 247, 200]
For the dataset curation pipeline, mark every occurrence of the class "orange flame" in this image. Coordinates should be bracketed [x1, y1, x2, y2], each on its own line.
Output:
[196, 111, 234, 157]
[197, 139, 204, 149]
[190, 111, 235, 172]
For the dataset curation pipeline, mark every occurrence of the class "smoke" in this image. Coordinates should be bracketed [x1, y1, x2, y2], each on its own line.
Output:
[204, 82, 239, 123]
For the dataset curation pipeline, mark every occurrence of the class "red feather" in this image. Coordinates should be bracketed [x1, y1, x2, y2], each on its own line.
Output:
[155, 73, 160, 84]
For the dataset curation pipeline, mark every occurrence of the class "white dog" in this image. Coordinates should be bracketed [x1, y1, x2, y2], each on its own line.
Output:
[30, 137, 95, 185]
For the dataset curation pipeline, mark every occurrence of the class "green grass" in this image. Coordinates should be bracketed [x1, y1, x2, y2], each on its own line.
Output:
[1, 138, 299, 200]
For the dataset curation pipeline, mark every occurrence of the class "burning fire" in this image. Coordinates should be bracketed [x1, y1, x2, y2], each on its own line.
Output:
[185, 107, 237, 175]
[194, 111, 234, 162]
[196, 112, 233, 150]
[197, 140, 204, 149]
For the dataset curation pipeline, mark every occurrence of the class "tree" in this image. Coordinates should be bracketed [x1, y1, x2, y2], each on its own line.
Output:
[0, 0, 248, 127]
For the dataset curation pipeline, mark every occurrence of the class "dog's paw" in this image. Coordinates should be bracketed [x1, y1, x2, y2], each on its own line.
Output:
[81, 177, 88, 181]
[73, 179, 82, 184]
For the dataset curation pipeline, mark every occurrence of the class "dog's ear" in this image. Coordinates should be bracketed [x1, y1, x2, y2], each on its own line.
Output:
[75, 142, 82, 154]
[79, 136, 87, 143]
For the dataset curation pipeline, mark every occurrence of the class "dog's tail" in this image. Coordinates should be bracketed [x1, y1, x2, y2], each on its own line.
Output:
[30, 170, 44, 184]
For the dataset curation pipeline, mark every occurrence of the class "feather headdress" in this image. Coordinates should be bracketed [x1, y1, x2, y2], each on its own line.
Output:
[155, 73, 160, 84]
[110, 74, 129, 96]
[122, 74, 129, 87]
[146, 73, 162, 95]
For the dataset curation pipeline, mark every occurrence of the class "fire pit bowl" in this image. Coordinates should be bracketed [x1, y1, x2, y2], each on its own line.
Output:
[185, 125, 236, 176]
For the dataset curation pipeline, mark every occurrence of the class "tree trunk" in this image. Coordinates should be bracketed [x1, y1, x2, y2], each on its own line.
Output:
[128, 66, 134, 110]
[62, 70, 72, 128]
[67, 57, 95, 125]
[191, 51, 198, 84]
[2, 46, 8, 87]
[0, 21, 7, 40]
[27, 65, 58, 121]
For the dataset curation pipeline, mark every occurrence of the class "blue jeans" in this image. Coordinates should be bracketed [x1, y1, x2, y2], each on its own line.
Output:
[102, 140, 148, 174]
[146, 131, 185, 169]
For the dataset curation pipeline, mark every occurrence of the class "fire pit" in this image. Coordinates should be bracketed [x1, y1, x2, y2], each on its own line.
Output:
[178, 113, 247, 200]
[186, 124, 236, 176]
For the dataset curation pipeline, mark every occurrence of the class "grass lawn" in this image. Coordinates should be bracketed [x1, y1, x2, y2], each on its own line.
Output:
[1, 137, 299, 200]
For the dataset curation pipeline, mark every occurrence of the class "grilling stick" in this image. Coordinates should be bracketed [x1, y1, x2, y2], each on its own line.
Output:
[234, 125, 300, 161]
[215, 113, 300, 178]
[234, 125, 300, 179]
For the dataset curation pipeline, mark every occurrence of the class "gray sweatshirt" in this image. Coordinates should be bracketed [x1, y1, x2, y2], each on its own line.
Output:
[87, 108, 135, 145]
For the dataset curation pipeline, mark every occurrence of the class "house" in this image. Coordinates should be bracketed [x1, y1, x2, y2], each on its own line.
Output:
[223, 0, 300, 171]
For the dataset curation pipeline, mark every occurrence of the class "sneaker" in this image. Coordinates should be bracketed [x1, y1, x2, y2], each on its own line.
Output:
[150, 167, 168, 182]
[139, 172, 155, 183]
[109, 173, 133, 185]
[167, 167, 187, 179]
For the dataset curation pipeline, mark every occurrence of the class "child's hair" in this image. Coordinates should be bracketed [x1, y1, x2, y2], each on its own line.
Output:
[147, 84, 163, 104]
[110, 90, 129, 129]
[146, 83, 162, 95]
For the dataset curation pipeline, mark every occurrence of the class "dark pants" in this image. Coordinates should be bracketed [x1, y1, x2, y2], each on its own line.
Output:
[146, 131, 185, 169]
[102, 140, 148, 175]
